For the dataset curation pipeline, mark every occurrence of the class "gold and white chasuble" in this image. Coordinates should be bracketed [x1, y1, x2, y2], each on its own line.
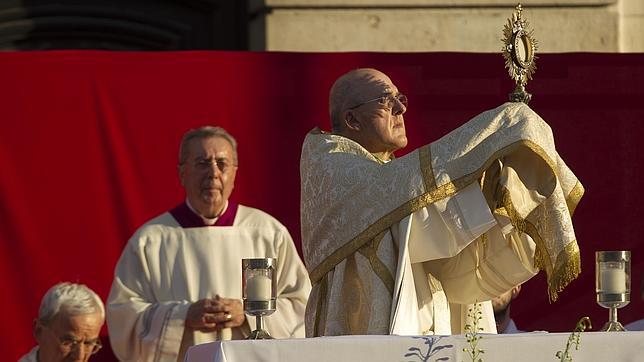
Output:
[300, 102, 583, 337]
[107, 204, 311, 362]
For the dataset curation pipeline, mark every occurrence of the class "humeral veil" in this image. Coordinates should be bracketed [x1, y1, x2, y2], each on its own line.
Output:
[300, 102, 583, 336]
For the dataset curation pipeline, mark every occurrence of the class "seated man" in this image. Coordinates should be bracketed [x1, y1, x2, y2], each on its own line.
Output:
[21, 282, 105, 362]
[491, 285, 524, 334]
[300, 68, 583, 336]
[108, 126, 311, 362]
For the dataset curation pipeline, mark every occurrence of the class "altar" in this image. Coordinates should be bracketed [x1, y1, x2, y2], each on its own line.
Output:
[185, 332, 644, 362]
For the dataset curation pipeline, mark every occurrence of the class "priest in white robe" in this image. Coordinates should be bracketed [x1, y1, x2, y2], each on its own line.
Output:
[300, 68, 582, 337]
[108, 126, 311, 362]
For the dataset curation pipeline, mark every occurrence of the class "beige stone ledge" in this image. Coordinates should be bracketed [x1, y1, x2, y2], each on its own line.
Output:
[620, 0, 644, 15]
[255, 8, 619, 52]
[250, 0, 615, 8]
[621, 16, 644, 51]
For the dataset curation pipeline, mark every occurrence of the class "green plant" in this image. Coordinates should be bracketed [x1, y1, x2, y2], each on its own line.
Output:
[462, 303, 484, 362]
[555, 317, 592, 361]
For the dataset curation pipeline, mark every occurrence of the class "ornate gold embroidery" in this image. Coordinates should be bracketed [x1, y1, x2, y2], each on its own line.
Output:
[499, 188, 528, 234]
[308, 139, 581, 304]
[549, 241, 581, 302]
[524, 219, 553, 280]
[358, 232, 395, 296]
[500, 191, 549, 298]
[313, 275, 328, 337]
[497, 186, 581, 301]
[482, 160, 502, 210]
[419, 145, 436, 192]
[566, 181, 584, 217]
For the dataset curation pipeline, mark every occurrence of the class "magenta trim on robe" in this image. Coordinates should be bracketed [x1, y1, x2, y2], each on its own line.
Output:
[169, 201, 238, 228]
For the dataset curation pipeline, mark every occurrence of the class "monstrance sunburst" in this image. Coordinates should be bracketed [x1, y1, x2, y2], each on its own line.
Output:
[502, 3, 538, 103]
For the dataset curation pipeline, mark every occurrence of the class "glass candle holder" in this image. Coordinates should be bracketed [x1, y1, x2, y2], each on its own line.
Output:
[596, 251, 631, 331]
[242, 258, 276, 339]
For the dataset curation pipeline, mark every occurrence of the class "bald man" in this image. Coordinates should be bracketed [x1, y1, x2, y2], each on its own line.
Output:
[300, 68, 583, 337]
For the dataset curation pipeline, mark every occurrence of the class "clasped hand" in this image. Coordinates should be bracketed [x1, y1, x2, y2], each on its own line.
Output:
[185, 295, 245, 332]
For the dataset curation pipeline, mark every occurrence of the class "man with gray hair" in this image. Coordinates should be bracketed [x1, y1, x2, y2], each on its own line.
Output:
[108, 126, 310, 361]
[20, 282, 105, 362]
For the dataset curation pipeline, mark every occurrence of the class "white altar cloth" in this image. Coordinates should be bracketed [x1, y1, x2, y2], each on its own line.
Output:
[185, 331, 644, 362]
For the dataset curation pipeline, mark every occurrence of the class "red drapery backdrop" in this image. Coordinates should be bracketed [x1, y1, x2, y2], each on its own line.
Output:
[1, 51, 642, 361]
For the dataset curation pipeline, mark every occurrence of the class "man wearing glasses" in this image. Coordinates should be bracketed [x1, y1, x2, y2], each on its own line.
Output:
[20, 282, 104, 362]
[300, 68, 582, 337]
[107, 126, 310, 362]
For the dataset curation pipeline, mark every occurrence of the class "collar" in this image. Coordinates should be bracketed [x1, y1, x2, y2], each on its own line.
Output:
[186, 199, 228, 225]
[170, 200, 238, 228]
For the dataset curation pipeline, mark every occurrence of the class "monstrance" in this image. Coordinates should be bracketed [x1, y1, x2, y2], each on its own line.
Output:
[502, 3, 538, 104]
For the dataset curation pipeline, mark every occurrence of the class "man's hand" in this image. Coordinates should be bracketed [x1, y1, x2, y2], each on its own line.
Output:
[185, 296, 245, 332]
[213, 296, 245, 329]
[185, 298, 219, 332]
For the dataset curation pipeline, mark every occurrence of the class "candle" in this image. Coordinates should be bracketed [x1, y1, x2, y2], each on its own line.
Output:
[600, 267, 626, 293]
[246, 274, 272, 301]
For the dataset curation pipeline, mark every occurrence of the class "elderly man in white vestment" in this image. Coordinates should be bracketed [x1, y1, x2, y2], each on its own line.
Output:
[300, 68, 583, 337]
[107, 126, 311, 361]
[20, 282, 105, 362]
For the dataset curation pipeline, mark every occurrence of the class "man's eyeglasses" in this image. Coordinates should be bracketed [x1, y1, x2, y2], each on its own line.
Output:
[347, 93, 408, 111]
[192, 157, 236, 173]
[45, 325, 103, 355]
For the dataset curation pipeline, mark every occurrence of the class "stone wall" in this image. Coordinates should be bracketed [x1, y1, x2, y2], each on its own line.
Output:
[249, 0, 643, 52]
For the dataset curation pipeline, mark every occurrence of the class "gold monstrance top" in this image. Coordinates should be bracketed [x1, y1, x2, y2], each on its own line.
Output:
[502, 3, 538, 103]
